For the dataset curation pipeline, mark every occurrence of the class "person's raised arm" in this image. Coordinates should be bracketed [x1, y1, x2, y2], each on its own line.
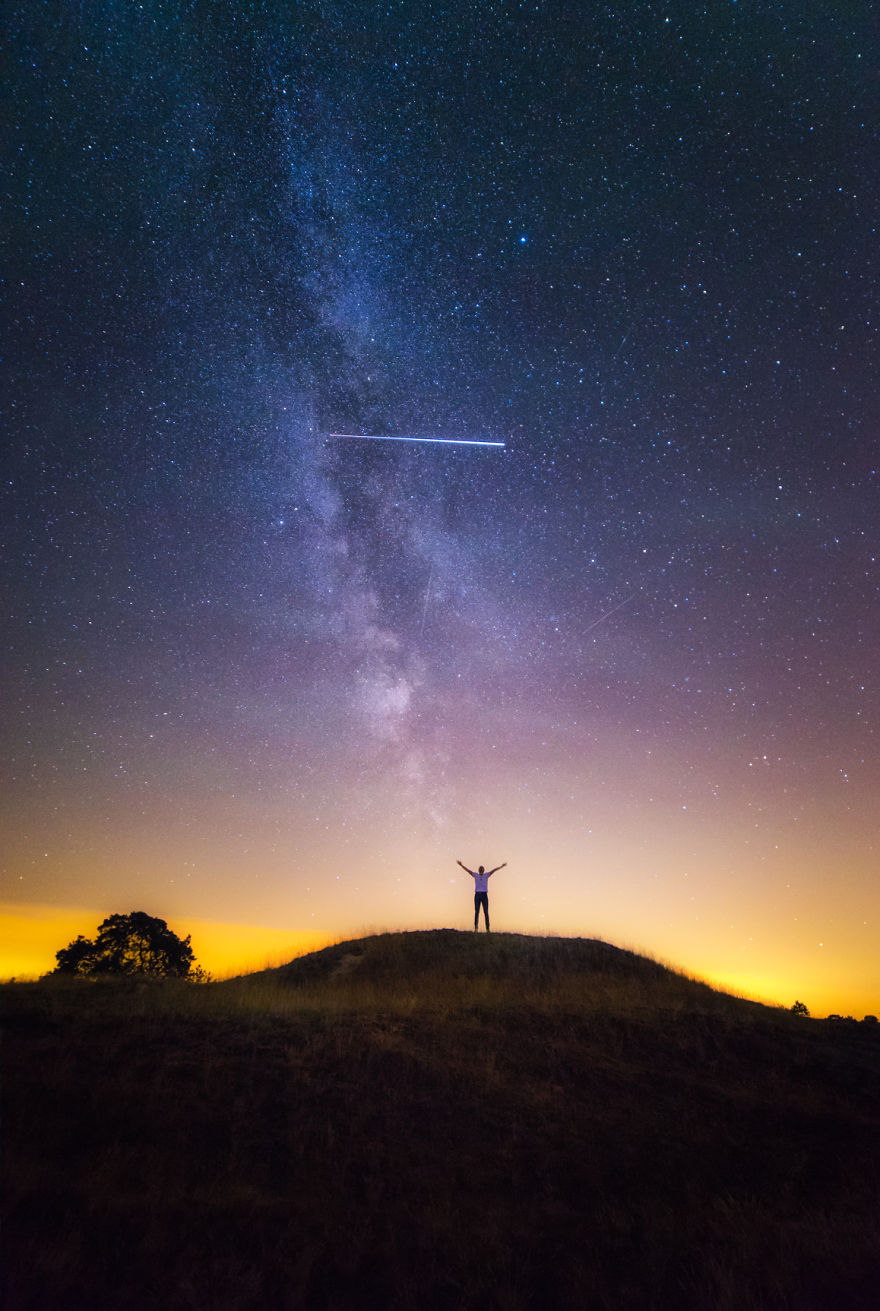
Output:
[457, 859, 475, 875]
[487, 862, 507, 875]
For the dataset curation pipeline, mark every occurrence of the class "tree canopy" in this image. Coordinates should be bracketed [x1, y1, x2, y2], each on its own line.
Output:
[54, 912, 197, 978]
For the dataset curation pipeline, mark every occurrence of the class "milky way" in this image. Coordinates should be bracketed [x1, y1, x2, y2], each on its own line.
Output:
[3, 3, 878, 1011]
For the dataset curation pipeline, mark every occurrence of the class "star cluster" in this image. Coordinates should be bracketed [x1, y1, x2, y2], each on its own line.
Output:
[3, 2, 878, 1010]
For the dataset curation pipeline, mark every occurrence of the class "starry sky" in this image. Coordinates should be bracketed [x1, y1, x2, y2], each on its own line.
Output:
[3, 2, 878, 1013]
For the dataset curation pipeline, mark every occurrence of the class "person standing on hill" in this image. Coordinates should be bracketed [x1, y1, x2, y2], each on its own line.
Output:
[457, 859, 507, 932]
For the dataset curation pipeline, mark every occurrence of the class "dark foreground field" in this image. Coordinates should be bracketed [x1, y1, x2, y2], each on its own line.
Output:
[4, 930, 880, 1310]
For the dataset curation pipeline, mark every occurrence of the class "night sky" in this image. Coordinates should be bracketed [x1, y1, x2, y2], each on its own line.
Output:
[4, 2, 878, 1013]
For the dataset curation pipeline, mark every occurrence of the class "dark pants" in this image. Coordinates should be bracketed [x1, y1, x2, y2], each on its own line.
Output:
[474, 892, 489, 930]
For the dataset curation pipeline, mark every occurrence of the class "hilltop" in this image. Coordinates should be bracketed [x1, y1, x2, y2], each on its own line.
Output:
[232, 927, 679, 992]
[4, 930, 880, 1310]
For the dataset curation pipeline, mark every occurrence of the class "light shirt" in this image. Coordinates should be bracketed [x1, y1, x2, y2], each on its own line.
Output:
[467, 868, 493, 892]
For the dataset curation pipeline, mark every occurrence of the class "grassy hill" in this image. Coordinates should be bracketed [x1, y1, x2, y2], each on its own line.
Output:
[3, 930, 880, 1310]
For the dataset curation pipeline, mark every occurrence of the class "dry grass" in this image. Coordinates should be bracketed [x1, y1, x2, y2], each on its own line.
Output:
[3, 930, 880, 1310]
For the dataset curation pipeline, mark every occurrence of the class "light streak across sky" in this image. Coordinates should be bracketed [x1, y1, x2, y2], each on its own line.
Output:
[581, 593, 638, 635]
[328, 433, 506, 448]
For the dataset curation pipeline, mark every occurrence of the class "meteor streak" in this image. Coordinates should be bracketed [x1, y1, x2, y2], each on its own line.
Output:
[582, 592, 637, 635]
[419, 562, 435, 637]
[329, 433, 505, 448]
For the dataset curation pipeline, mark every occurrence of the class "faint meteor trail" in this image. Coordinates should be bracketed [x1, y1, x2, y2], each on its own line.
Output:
[610, 333, 629, 362]
[419, 562, 435, 637]
[582, 592, 637, 634]
[329, 433, 506, 448]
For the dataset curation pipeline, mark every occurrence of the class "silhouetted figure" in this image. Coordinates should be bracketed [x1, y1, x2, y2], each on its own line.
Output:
[457, 859, 507, 932]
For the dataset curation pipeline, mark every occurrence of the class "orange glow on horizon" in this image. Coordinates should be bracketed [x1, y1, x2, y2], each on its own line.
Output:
[1, 900, 876, 1019]
[0, 903, 333, 982]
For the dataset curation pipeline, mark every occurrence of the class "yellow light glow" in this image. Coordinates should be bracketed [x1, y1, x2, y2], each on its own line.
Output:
[0, 903, 331, 981]
[1, 899, 876, 1019]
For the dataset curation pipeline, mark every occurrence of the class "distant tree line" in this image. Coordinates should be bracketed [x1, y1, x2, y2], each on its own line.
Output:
[791, 1000, 878, 1025]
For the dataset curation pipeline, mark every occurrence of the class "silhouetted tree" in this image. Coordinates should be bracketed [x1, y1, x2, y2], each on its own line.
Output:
[54, 935, 99, 974]
[862, 1014, 878, 1026]
[790, 1000, 810, 1017]
[54, 912, 196, 978]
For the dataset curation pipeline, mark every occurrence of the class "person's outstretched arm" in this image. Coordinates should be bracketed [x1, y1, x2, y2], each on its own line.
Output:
[487, 862, 507, 875]
[457, 859, 476, 875]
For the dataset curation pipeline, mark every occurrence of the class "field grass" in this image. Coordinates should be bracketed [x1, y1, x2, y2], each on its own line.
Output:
[3, 929, 880, 1310]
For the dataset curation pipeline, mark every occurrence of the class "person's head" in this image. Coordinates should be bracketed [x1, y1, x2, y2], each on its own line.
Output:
[478, 866, 484, 874]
